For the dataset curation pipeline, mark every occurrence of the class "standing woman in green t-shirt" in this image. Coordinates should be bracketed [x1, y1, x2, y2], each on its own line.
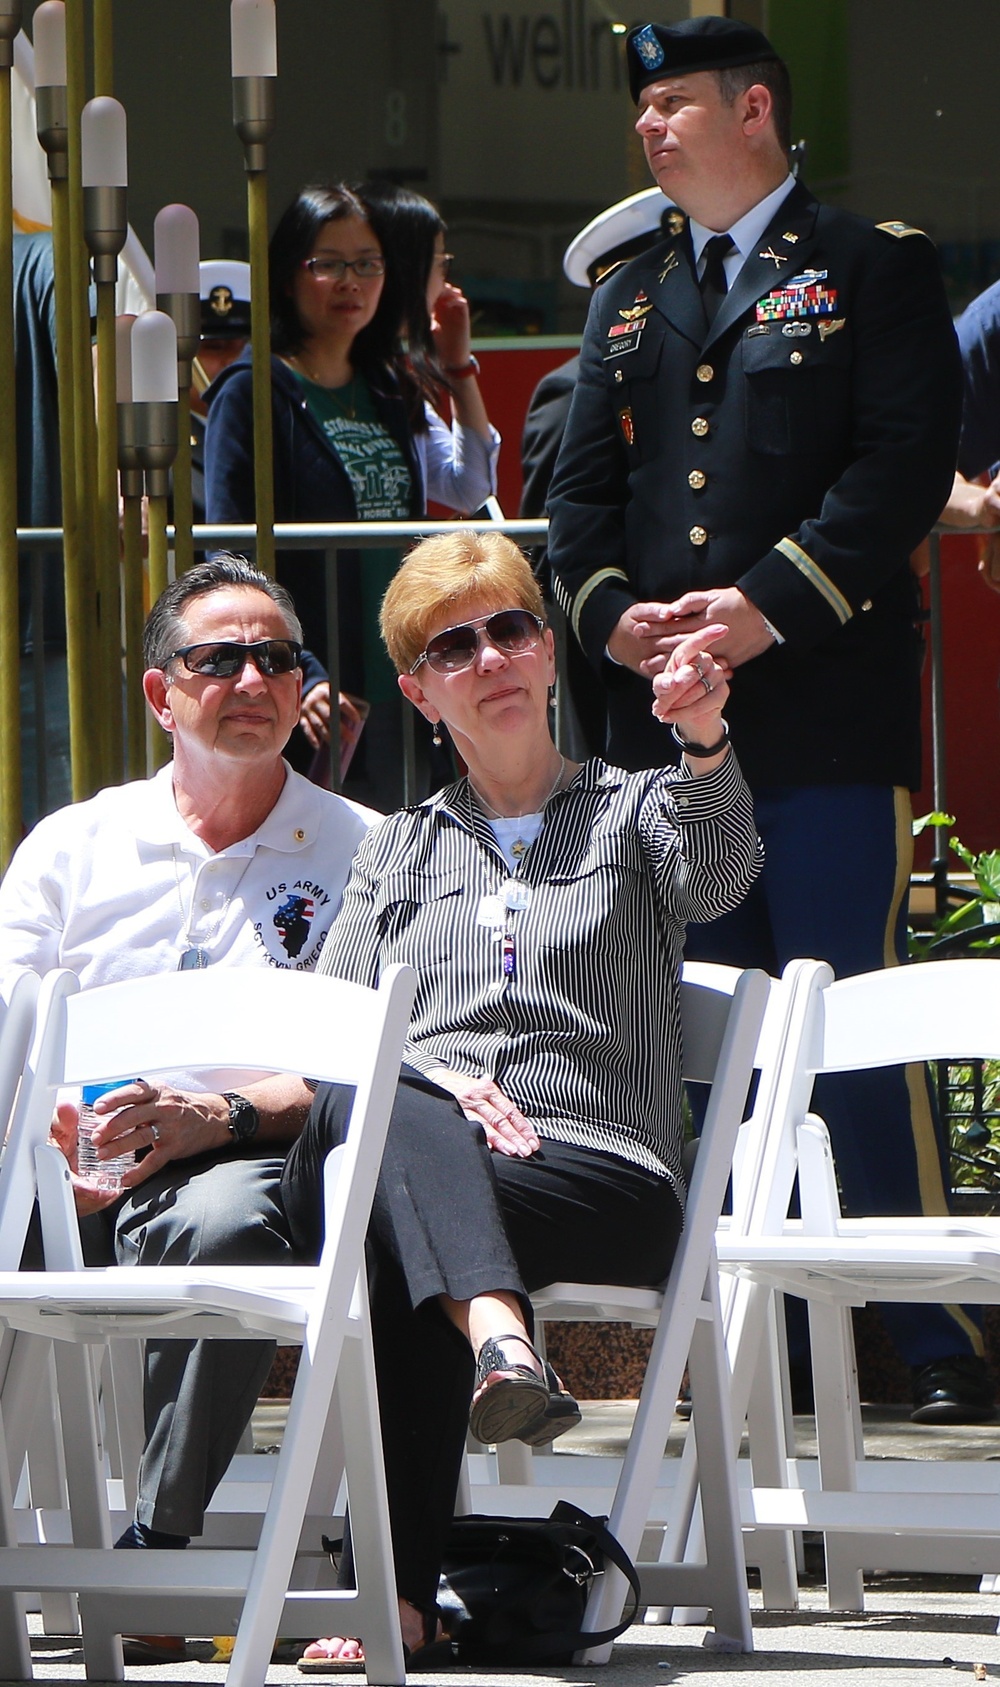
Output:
[203, 184, 499, 806]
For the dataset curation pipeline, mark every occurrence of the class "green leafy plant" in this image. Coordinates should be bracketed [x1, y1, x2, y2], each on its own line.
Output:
[910, 815, 1000, 1198]
[909, 814, 1000, 960]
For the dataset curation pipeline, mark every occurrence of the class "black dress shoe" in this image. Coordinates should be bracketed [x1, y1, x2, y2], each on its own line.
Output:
[910, 1354, 996, 1424]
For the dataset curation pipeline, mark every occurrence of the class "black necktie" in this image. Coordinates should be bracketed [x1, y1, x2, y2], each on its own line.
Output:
[699, 233, 735, 327]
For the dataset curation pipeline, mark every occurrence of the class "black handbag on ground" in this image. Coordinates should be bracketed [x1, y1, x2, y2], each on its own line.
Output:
[435, 1500, 641, 1665]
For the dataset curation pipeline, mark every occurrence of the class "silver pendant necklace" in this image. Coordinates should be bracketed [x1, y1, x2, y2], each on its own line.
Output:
[470, 757, 567, 985]
[468, 754, 566, 860]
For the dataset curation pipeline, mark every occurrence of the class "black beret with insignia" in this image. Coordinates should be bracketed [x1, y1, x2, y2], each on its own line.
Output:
[627, 16, 780, 104]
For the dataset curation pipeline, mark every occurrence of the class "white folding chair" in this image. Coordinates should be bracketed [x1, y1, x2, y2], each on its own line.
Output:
[0, 971, 39, 1149]
[716, 957, 1000, 1610]
[469, 961, 773, 1659]
[0, 960, 415, 1685]
[0, 971, 78, 1648]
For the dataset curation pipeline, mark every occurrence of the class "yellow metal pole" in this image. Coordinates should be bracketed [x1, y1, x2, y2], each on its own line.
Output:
[93, 0, 113, 96]
[50, 179, 91, 800]
[246, 169, 273, 575]
[146, 493, 170, 771]
[147, 494, 169, 612]
[66, 0, 100, 791]
[173, 386, 195, 573]
[233, 38, 277, 578]
[95, 281, 123, 774]
[121, 492, 145, 778]
[93, 0, 124, 777]
[0, 56, 21, 865]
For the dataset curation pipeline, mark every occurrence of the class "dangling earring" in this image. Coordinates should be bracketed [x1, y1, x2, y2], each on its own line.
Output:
[432, 722, 443, 748]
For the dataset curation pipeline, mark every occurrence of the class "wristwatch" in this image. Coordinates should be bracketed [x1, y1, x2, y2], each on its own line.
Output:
[222, 1091, 259, 1145]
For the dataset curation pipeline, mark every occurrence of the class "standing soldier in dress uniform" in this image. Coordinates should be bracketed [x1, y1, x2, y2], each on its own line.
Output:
[546, 15, 989, 1422]
[521, 187, 671, 759]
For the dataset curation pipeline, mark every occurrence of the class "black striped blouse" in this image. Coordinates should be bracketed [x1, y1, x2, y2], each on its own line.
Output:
[318, 753, 763, 1199]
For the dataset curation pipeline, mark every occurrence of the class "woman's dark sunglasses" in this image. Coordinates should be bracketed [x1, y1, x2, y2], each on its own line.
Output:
[169, 639, 303, 678]
[410, 610, 544, 675]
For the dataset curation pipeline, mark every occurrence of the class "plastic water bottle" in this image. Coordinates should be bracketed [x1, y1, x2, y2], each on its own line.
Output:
[76, 1082, 136, 1194]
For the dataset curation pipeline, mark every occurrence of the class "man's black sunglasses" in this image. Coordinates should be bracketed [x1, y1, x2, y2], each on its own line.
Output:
[169, 639, 303, 678]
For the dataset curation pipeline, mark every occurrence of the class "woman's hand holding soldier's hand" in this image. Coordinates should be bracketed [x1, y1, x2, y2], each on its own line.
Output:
[651, 623, 730, 744]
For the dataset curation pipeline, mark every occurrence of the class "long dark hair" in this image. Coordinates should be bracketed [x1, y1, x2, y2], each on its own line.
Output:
[355, 182, 452, 421]
[268, 183, 400, 381]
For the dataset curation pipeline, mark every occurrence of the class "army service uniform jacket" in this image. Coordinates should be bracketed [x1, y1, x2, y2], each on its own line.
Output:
[546, 180, 962, 789]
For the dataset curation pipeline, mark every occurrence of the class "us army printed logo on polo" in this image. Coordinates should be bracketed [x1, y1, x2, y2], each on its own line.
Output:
[253, 876, 333, 970]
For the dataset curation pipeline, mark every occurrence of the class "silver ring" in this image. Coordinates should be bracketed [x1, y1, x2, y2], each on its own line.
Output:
[694, 658, 705, 678]
[699, 674, 713, 694]
[149, 1123, 161, 1145]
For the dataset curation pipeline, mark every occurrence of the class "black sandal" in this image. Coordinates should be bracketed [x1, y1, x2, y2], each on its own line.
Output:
[520, 1360, 583, 1446]
[469, 1333, 580, 1446]
[402, 1600, 455, 1672]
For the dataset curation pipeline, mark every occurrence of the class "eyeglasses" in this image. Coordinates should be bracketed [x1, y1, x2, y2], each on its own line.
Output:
[410, 610, 544, 675]
[168, 639, 303, 679]
[301, 256, 386, 282]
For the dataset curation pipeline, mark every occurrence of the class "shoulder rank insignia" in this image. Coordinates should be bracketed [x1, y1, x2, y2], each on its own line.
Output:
[876, 220, 927, 239]
[666, 210, 686, 238]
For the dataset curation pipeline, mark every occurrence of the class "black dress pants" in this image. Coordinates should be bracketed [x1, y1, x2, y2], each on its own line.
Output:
[280, 1066, 684, 1613]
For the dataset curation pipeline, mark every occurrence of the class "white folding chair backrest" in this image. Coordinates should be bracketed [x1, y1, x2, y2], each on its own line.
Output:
[2, 963, 410, 1269]
[725, 956, 833, 1243]
[0, 970, 39, 1145]
[0, 968, 42, 1270]
[810, 957, 1000, 1075]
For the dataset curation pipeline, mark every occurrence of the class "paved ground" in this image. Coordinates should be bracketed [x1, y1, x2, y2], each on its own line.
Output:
[10, 1402, 1000, 1686]
[18, 1585, 1000, 1686]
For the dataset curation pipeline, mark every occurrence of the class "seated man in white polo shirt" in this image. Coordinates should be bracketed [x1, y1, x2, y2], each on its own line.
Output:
[0, 554, 378, 1664]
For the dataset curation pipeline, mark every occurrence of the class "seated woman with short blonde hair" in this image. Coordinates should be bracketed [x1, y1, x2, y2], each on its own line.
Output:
[281, 528, 762, 1670]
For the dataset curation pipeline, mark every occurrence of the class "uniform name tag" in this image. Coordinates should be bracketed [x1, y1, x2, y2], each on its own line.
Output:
[604, 326, 645, 359]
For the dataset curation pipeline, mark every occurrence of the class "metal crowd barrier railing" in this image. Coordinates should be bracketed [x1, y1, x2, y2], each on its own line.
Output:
[6, 518, 983, 870]
[10, 517, 549, 846]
